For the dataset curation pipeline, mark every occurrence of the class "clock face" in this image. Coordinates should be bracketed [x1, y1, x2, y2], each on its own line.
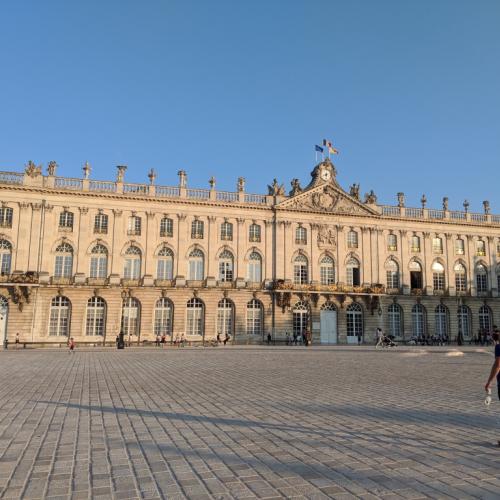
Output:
[321, 169, 331, 181]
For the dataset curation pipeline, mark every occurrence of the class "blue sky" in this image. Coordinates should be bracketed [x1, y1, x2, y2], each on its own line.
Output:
[1, 0, 499, 211]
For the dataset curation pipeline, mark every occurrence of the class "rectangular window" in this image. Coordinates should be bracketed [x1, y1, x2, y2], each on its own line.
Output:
[455, 239, 465, 255]
[191, 220, 204, 239]
[94, 213, 108, 234]
[455, 274, 467, 292]
[59, 211, 74, 229]
[221, 222, 233, 241]
[246, 309, 262, 335]
[387, 234, 397, 251]
[127, 216, 141, 236]
[476, 241, 486, 256]
[477, 274, 488, 293]
[249, 224, 261, 242]
[411, 236, 420, 252]
[0, 208, 13, 228]
[347, 231, 358, 248]
[295, 227, 307, 245]
[160, 218, 173, 237]
[432, 237, 443, 254]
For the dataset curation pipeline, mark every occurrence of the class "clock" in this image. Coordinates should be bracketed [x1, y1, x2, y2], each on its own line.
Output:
[320, 169, 331, 181]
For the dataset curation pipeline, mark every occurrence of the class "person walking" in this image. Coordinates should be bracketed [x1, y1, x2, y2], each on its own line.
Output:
[68, 337, 75, 354]
[375, 327, 384, 349]
[155, 334, 161, 347]
[15, 332, 20, 350]
[484, 331, 500, 447]
[293, 332, 298, 346]
[223, 333, 230, 346]
[357, 332, 362, 346]
[267, 332, 272, 345]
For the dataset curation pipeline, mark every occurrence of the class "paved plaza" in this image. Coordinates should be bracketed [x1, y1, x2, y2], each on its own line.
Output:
[0, 346, 499, 499]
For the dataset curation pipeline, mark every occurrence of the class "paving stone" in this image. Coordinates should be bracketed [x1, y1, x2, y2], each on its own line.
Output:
[0, 347, 499, 499]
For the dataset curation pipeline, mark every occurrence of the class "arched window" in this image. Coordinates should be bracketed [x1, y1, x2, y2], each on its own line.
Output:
[157, 247, 174, 280]
[411, 304, 426, 338]
[320, 256, 335, 285]
[121, 297, 140, 337]
[246, 299, 263, 335]
[476, 264, 488, 293]
[123, 246, 141, 279]
[219, 250, 234, 282]
[409, 260, 423, 290]
[346, 258, 360, 286]
[388, 303, 402, 338]
[293, 254, 308, 285]
[479, 305, 492, 332]
[295, 226, 307, 244]
[247, 252, 262, 282]
[455, 238, 465, 255]
[85, 297, 106, 336]
[432, 261, 445, 291]
[385, 259, 399, 289]
[292, 301, 309, 338]
[454, 262, 467, 292]
[457, 305, 471, 339]
[154, 298, 173, 337]
[387, 234, 397, 251]
[432, 237, 443, 254]
[89, 244, 108, 278]
[54, 243, 73, 278]
[347, 230, 358, 248]
[411, 235, 420, 252]
[221, 221, 233, 241]
[49, 296, 71, 336]
[435, 304, 449, 339]
[217, 298, 234, 337]
[0, 240, 12, 275]
[249, 223, 261, 242]
[188, 249, 204, 280]
[346, 303, 363, 339]
[186, 298, 204, 336]
[160, 217, 173, 237]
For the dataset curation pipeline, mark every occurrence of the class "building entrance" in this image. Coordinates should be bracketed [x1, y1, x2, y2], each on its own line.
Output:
[320, 303, 337, 344]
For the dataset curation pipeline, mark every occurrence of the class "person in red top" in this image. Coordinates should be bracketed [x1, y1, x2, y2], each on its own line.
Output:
[68, 337, 75, 354]
[484, 331, 500, 447]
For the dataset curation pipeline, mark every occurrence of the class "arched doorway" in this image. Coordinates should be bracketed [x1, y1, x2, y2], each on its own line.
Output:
[292, 301, 309, 341]
[0, 296, 8, 346]
[320, 302, 337, 344]
[346, 303, 363, 344]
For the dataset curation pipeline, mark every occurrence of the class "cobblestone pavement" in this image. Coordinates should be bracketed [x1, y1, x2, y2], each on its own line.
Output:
[0, 346, 499, 499]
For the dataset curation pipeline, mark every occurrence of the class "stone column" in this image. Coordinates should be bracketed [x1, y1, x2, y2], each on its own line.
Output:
[422, 232, 432, 294]
[28, 203, 43, 273]
[369, 228, 378, 284]
[14, 202, 31, 272]
[361, 227, 372, 285]
[466, 235, 476, 296]
[336, 225, 345, 284]
[310, 223, 319, 285]
[176, 214, 187, 283]
[74, 206, 88, 283]
[143, 211, 155, 285]
[283, 221, 292, 282]
[399, 229, 408, 293]
[264, 219, 273, 283]
[236, 218, 245, 286]
[376, 228, 385, 287]
[109, 209, 123, 284]
[487, 236, 497, 297]
[445, 233, 455, 296]
[206, 216, 217, 284]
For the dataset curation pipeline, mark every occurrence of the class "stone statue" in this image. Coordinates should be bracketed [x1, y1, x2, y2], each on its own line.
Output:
[268, 178, 285, 196]
[148, 168, 156, 185]
[82, 161, 91, 179]
[47, 161, 58, 176]
[364, 190, 377, 204]
[483, 200, 490, 215]
[116, 165, 127, 182]
[177, 170, 187, 188]
[397, 192, 405, 208]
[25, 161, 42, 178]
[237, 177, 245, 192]
[289, 178, 302, 196]
[349, 183, 360, 200]
[442, 197, 449, 211]
[209, 176, 216, 189]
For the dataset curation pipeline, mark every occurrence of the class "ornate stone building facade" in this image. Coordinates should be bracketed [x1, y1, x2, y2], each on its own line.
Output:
[0, 159, 499, 345]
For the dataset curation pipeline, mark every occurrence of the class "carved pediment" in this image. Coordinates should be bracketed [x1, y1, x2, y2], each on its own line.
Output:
[277, 183, 377, 215]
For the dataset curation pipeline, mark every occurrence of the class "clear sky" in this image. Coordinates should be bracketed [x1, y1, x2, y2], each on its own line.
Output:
[1, 0, 499, 212]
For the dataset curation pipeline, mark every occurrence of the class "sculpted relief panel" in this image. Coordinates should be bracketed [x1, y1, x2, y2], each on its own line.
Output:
[316, 224, 336, 249]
